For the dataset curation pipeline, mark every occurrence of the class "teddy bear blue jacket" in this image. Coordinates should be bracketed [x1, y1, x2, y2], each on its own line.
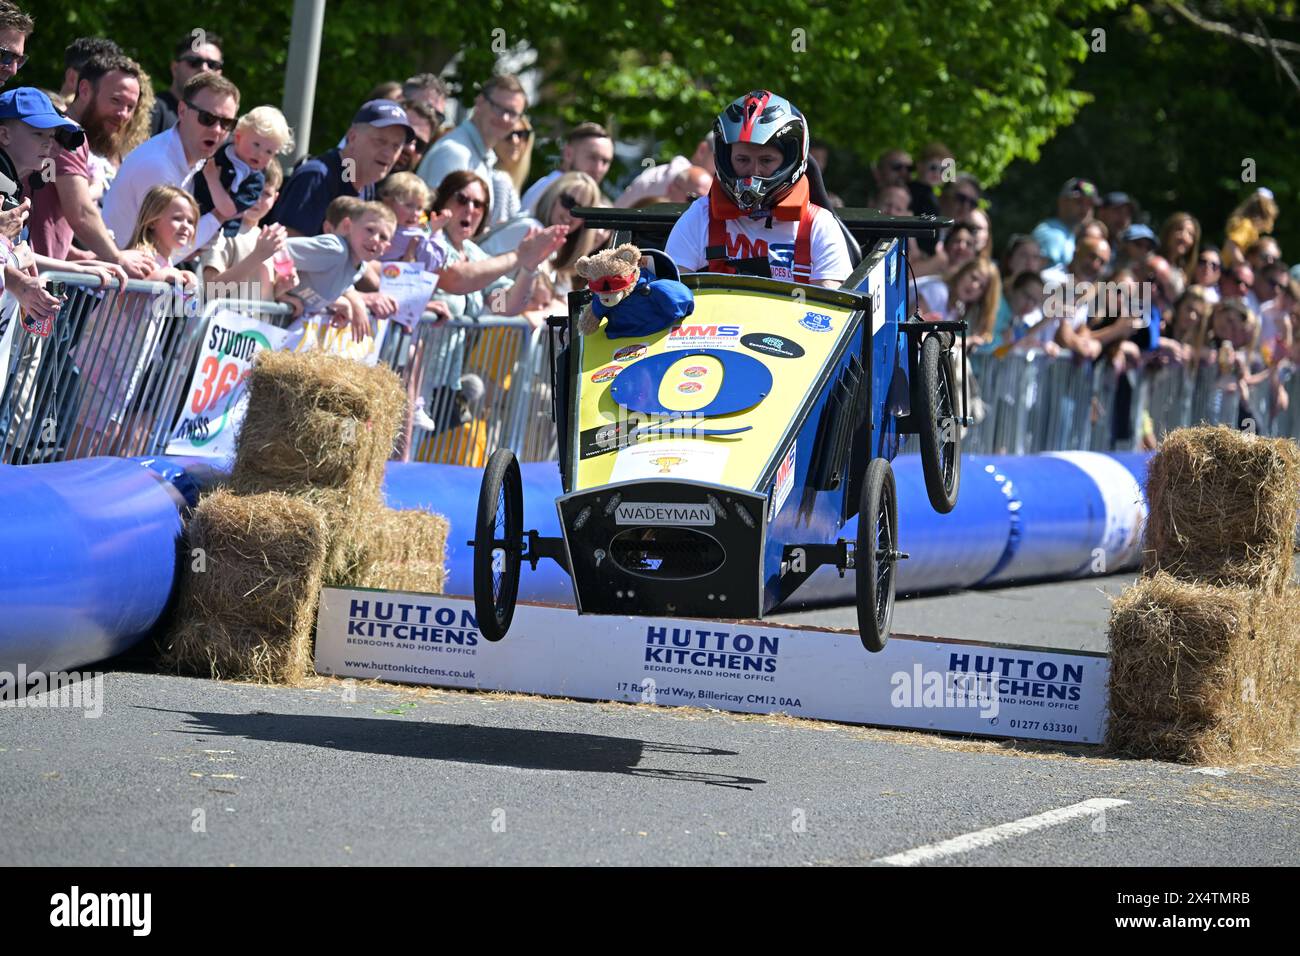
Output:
[593, 275, 695, 338]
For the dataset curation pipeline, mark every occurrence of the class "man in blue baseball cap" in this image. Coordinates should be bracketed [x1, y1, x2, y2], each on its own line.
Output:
[2, 88, 125, 320]
[268, 99, 414, 239]
[1, 87, 83, 320]
[1117, 222, 1157, 275]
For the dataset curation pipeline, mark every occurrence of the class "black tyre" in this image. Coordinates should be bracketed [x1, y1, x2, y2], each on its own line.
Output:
[856, 458, 897, 653]
[916, 333, 961, 514]
[474, 448, 523, 642]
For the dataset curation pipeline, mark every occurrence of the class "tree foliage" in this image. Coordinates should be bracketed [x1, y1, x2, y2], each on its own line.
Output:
[988, 1, 1300, 257]
[26, 0, 1116, 189]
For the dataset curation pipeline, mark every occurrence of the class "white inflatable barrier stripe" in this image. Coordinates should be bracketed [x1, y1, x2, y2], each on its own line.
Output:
[316, 591, 1108, 744]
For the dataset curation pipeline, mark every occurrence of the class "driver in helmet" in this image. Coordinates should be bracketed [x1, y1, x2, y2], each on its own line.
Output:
[665, 90, 851, 288]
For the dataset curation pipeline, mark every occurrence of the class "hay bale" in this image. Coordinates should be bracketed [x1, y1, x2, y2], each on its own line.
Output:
[1143, 426, 1300, 594]
[229, 349, 405, 503]
[1106, 572, 1300, 764]
[162, 489, 329, 684]
[343, 504, 450, 594]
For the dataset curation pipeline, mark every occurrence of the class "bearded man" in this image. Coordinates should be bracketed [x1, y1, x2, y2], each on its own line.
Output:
[28, 52, 156, 276]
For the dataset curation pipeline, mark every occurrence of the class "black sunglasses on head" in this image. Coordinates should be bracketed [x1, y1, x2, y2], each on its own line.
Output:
[0, 46, 27, 70]
[184, 99, 236, 131]
[180, 53, 223, 71]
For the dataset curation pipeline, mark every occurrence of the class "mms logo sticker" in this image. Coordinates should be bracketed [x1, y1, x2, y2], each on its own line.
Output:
[591, 364, 623, 384]
[677, 381, 703, 394]
[381, 264, 402, 279]
[683, 366, 708, 378]
[613, 343, 648, 361]
[798, 311, 833, 333]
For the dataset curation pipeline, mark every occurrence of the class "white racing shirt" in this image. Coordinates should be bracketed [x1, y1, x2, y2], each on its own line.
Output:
[665, 195, 852, 285]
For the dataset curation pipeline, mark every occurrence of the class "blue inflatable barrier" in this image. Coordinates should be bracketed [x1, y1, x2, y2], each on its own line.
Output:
[383, 461, 569, 603]
[0, 451, 1153, 675]
[0, 458, 186, 675]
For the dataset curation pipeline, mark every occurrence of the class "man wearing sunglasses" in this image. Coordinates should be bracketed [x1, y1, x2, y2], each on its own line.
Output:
[1032, 176, 1098, 270]
[416, 73, 527, 210]
[871, 148, 913, 195]
[149, 28, 224, 136]
[390, 99, 438, 174]
[104, 72, 240, 257]
[401, 74, 448, 130]
[0, 2, 32, 89]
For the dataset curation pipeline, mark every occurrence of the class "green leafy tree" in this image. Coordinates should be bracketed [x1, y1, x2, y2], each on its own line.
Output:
[988, 1, 1300, 258]
[26, 0, 1118, 194]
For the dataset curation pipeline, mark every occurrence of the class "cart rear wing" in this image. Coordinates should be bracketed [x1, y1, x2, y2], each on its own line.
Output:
[574, 205, 952, 251]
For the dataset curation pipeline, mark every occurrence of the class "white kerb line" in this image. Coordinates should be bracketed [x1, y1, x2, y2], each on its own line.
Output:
[875, 798, 1130, 866]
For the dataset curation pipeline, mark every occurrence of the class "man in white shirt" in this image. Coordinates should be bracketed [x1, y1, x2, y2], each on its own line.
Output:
[665, 91, 849, 288]
[519, 122, 613, 214]
[416, 74, 525, 205]
[103, 71, 240, 257]
[615, 136, 714, 208]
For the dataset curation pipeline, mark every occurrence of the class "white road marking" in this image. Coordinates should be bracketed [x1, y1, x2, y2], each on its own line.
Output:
[875, 798, 1130, 866]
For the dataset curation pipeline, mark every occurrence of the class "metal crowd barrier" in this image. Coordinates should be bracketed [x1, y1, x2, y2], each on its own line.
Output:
[5, 274, 1297, 468]
[899, 347, 1300, 457]
[0, 274, 559, 466]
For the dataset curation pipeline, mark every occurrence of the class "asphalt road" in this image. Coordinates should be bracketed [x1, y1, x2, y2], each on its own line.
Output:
[2, 571, 1296, 867]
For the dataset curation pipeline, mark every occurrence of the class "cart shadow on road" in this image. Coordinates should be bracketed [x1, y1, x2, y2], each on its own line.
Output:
[139, 707, 768, 790]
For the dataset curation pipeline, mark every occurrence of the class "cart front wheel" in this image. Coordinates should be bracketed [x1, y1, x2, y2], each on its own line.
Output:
[474, 448, 523, 642]
[856, 458, 898, 653]
[916, 333, 961, 514]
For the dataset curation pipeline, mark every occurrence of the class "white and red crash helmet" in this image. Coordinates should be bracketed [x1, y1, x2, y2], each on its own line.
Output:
[712, 90, 809, 213]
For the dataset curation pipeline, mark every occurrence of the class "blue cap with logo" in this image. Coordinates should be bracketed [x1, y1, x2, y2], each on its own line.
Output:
[351, 99, 414, 141]
[1120, 223, 1157, 246]
[0, 88, 85, 147]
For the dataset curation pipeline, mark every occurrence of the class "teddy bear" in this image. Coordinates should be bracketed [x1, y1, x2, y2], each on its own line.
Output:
[575, 243, 694, 338]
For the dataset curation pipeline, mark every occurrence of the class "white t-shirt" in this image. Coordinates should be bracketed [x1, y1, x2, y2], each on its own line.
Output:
[664, 195, 851, 284]
[615, 155, 689, 208]
[1040, 265, 1092, 331]
[520, 170, 563, 215]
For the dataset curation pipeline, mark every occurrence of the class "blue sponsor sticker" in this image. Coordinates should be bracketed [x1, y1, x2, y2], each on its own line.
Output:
[798, 311, 833, 333]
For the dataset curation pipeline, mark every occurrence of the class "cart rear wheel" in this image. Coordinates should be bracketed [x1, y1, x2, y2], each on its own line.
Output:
[916, 333, 961, 514]
[856, 458, 897, 653]
[474, 448, 523, 642]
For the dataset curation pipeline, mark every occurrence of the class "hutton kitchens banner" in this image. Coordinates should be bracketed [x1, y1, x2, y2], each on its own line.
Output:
[316, 591, 1109, 744]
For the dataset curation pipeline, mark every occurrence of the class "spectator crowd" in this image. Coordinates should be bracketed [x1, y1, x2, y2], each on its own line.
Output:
[1, 0, 1296, 458]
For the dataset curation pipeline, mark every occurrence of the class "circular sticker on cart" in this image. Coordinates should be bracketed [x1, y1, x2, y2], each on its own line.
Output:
[798, 311, 833, 333]
[741, 333, 805, 359]
[683, 366, 708, 378]
[591, 364, 623, 383]
[613, 343, 648, 361]
[676, 382, 703, 394]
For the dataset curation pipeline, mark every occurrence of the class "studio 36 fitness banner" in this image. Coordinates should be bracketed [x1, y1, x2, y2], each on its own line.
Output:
[166, 309, 389, 459]
[166, 309, 290, 458]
